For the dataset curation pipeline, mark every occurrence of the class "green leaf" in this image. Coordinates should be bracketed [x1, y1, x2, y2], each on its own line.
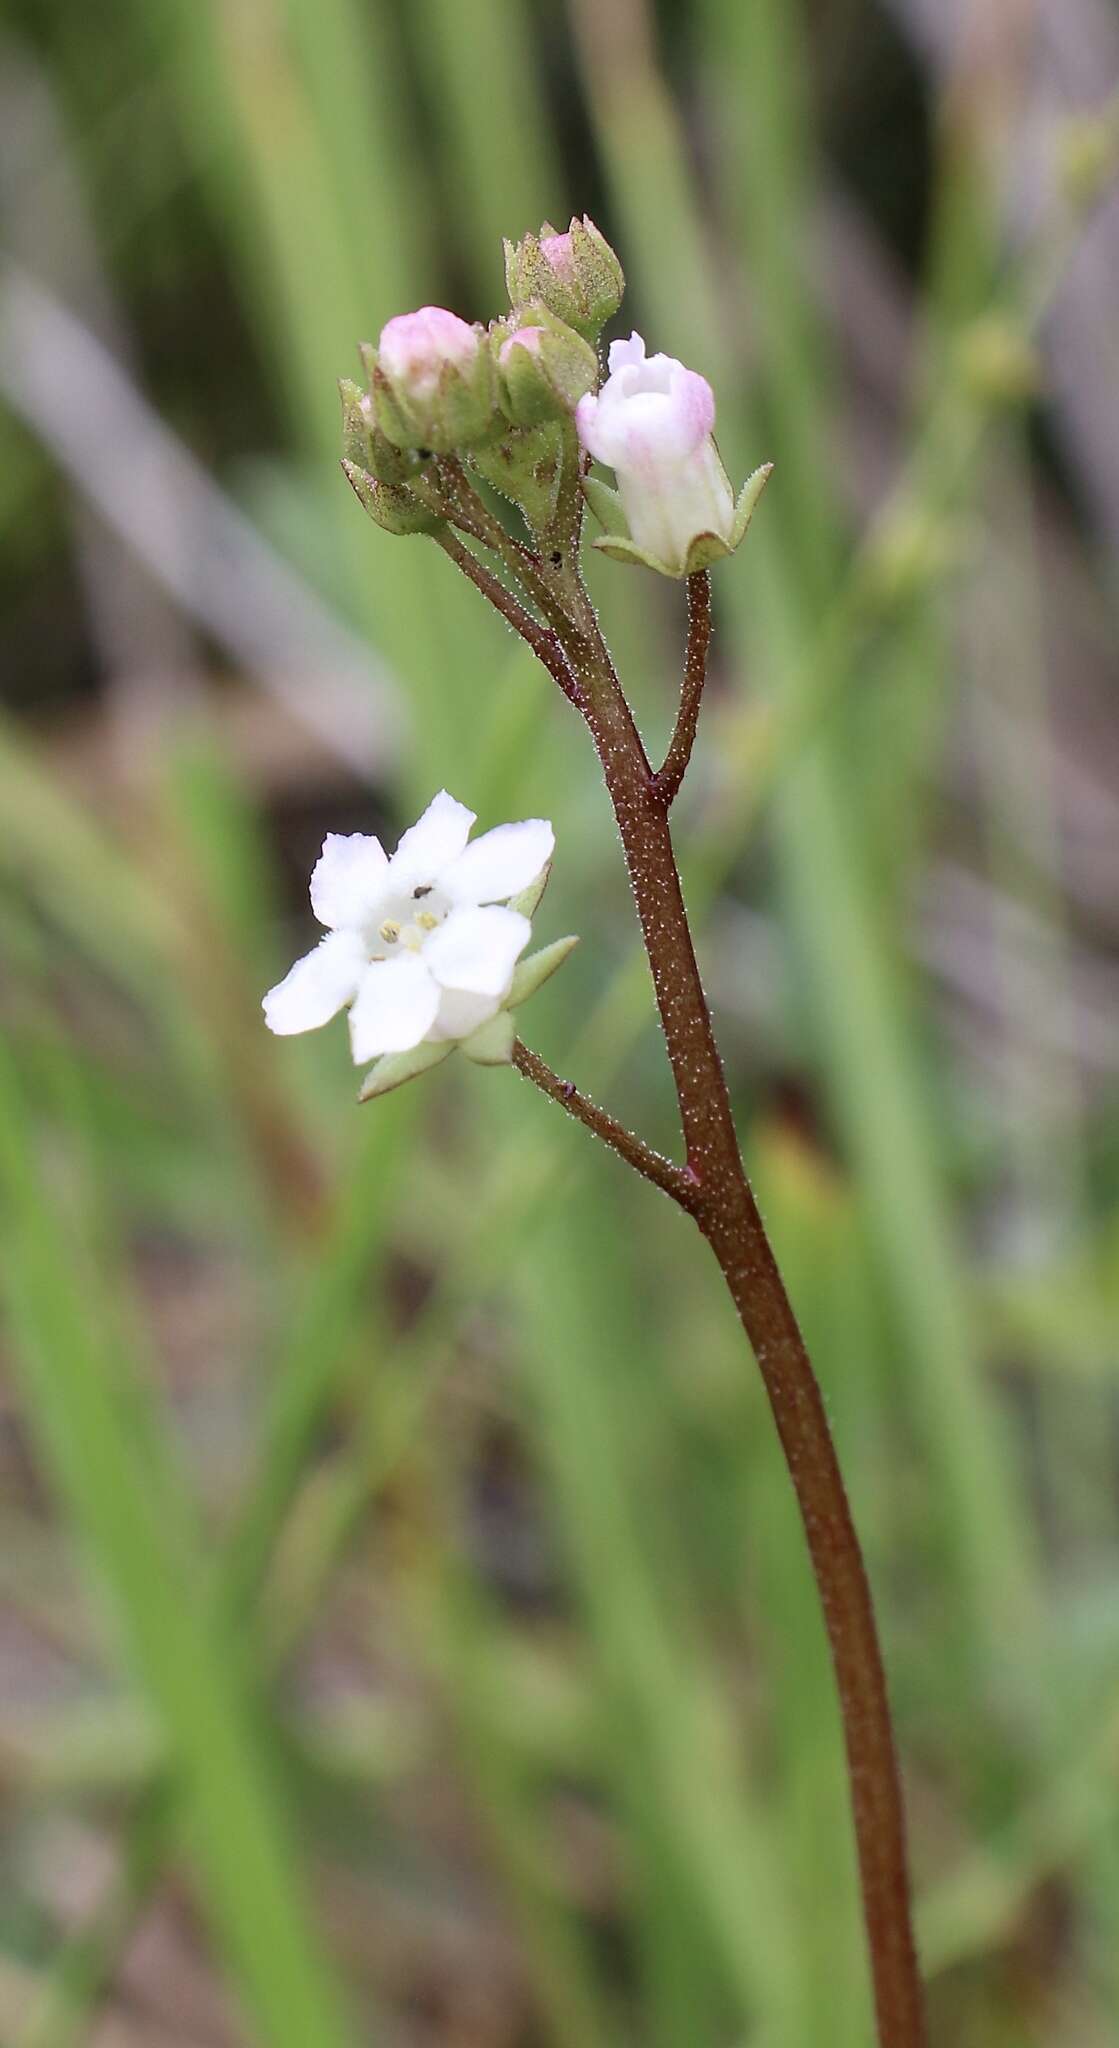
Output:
[0, 1043, 356, 2048]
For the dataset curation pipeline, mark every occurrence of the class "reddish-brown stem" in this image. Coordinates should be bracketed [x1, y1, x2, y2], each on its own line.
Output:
[511, 1039, 695, 1204]
[652, 568, 712, 804]
[435, 533, 583, 706]
[573, 620, 924, 2048]
[438, 457, 582, 630]
[443, 504, 927, 2048]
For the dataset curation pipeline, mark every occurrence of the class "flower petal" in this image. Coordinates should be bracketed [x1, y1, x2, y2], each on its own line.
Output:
[606, 332, 647, 375]
[263, 930, 367, 1035]
[424, 905, 531, 996]
[348, 954, 441, 1062]
[428, 987, 501, 1042]
[388, 790, 475, 889]
[309, 833, 388, 930]
[441, 819, 555, 906]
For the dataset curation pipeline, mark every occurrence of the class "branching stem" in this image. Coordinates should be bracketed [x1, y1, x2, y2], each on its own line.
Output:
[435, 532, 582, 705]
[442, 462, 927, 2048]
[511, 1039, 696, 1205]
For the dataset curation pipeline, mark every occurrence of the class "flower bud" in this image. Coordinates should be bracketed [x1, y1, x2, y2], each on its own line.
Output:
[493, 306, 598, 427]
[341, 458, 444, 537]
[576, 332, 765, 577]
[339, 376, 419, 486]
[504, 216, 624, 340]
[370, 306, 496, 453]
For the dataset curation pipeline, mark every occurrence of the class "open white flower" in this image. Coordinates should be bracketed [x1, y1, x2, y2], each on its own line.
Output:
[263, 792, 553, 1064]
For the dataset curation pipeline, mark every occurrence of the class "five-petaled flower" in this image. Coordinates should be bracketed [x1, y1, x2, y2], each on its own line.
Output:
[576, 334, 739, 577]
[263, 792, 553, 1064]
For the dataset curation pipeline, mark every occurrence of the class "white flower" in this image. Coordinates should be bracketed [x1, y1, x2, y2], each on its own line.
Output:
[575, 333, 735, 576]
[263, 792, 553, 1064]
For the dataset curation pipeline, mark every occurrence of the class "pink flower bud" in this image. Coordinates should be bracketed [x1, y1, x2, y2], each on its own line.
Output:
[576, 333, 735, 575]
[377, 306, 480, 399]
[372, 306, 494, 452]
[503, 217, 624, 340]
[498, 325, 546, 365]
[494, 312, 597, 429]
[539, 232, 577, 284]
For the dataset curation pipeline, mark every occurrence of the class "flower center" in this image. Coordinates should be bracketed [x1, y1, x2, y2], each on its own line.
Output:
[366, 882, 451, 961]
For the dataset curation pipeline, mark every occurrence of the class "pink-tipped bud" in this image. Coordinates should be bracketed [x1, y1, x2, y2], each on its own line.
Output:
[539, 232, 577, 284]
[378, 307, 479, 396]
[493, 307, 597, 428]
[503, 216, 624, 340]
[499, 325, 545, 365]
[371, 305, 495, 452]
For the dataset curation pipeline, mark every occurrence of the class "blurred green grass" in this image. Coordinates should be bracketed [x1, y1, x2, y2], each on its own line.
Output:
[2, 2, 1118, 2044]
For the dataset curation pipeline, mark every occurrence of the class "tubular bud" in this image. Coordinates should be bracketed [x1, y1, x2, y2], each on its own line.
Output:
[577, 333, 771, 577]
[504, 215, 624, 341]
[369, 306, 496, 453]
[492, 305, 598, 427]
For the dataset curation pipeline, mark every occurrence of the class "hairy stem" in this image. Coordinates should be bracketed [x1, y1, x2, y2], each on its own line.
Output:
[439, 456, 585, 632]
[435, 532, 582, 704]
[442, 488, 926, 2046]
[653, 569, 712, 803]
[511, 1039, 695, 1205]
[578, 618, 924, 2047]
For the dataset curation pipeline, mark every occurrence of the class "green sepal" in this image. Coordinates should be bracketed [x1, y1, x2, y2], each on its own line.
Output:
[358, 1038, 453, 1101]
[507, 934, 579, 1007]
[340, 377, 419, 485]
[508, 862, 551, 920]
[460, 1010, 516, 1066]
[581, 474, 627, 535]
[341, 460, 445, 537]
[590, 529, 730, 577]
[469, 423, 564, 532]
[590, 531, 676, 574]
[730, 462, 774, 547]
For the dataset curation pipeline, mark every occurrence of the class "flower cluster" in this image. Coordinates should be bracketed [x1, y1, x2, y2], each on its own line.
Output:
[263, 792, 575, 1097]
[339, 213, 766, 573]
[269, 215, 773, 1096]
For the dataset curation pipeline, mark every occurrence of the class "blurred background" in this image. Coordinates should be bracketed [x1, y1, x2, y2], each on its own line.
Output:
[1, 1, 1117, 2043]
